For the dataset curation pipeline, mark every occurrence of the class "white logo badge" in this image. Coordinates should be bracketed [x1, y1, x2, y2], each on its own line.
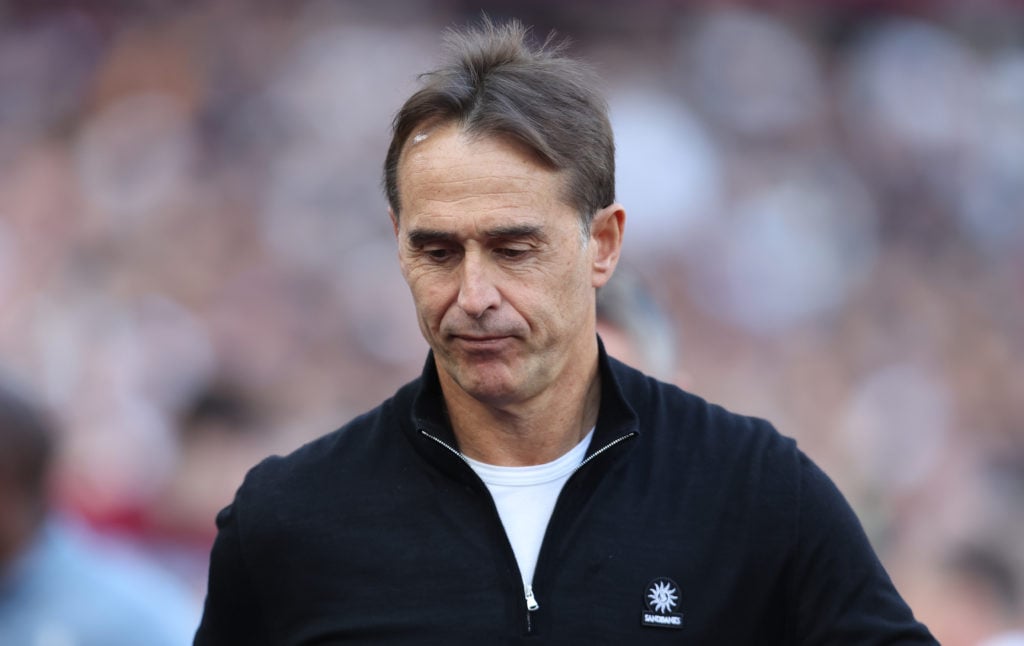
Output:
[641, 577, 684, 629]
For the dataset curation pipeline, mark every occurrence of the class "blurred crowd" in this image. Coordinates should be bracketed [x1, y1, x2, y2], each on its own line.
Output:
[0, 1, 1021, 643]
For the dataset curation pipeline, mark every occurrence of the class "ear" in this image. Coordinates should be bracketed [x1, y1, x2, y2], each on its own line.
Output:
[389, 207, 412, 280]
[389, 207, 400, 238]
[589, 202, 625, 289]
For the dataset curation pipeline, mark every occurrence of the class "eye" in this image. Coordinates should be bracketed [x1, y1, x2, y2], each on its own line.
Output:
[495, 247, 529, 260]
[425, 248, 455, 262]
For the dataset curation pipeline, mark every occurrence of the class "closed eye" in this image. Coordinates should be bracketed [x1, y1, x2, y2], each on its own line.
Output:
[495, 247, 529, 260]
[424, 247, 456, 263]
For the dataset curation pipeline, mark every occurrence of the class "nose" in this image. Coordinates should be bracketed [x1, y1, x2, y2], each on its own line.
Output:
[457, 252, 500, 319]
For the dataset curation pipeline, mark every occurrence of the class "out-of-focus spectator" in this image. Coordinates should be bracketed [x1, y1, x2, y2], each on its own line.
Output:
[596, 264, 681, 384]
[910, 543, 1024, 646]
[0, 373, 199, 646]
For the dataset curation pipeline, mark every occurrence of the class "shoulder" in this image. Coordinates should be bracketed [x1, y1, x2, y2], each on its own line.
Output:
[610, 356, 797, 462]
[608, 357, 805, 532]
[231, 376, 421, 521]
[243, 418, 367, 499]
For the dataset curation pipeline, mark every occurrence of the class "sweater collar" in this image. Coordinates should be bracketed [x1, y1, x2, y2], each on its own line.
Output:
[409, 336, 640, 459]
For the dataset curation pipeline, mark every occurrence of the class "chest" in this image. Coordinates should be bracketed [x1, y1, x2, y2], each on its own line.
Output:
[245, 463, 793, 644]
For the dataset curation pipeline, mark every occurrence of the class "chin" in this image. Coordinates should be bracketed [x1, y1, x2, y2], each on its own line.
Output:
[437, 349, 536, 404]
[461, 376, 520, 404]
[453, 366, 526, 404]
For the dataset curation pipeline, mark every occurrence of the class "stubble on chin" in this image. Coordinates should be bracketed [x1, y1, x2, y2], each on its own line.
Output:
[436, 346, 528, 405]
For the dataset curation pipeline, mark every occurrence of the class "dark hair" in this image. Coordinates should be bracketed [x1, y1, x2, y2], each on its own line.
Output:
[0, 378, 55, 514]
[946, 543, 1021, 615]
[384, 17, 615, 233]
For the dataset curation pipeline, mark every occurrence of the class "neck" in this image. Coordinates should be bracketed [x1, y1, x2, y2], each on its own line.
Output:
[439, 347, 602, 467]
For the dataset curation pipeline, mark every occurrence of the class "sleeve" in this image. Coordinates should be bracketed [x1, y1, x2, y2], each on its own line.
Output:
[193, 499, 271, 646]
[788, 453, 937, 645]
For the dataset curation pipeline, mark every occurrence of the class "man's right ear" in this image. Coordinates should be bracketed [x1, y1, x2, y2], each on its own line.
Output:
[389, 208, 400, 238]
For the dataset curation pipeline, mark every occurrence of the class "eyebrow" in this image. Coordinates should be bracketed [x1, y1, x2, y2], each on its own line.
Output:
[406, 229, 457, 247]
[486, 224, 546, 241]
[406, 224, 547, 247]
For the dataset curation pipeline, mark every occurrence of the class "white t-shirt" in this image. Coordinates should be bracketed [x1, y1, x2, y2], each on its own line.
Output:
[465, 429, 595, 589]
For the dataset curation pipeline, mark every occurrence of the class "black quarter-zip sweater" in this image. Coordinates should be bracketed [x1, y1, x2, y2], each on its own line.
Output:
[194, 346, 935, 645]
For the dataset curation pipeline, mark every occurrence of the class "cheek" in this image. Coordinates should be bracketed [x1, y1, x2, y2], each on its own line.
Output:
[407, 274, 453, 319]
[551, 258, 591, 304]
[510, 289, 569, 330]
[513, 259, 589, 315]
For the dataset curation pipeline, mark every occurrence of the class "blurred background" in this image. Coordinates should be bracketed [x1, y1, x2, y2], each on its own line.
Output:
[0, 0, 1021, 643]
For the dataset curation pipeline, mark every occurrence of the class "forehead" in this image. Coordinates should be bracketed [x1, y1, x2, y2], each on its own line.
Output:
[397, 123, 570, 219]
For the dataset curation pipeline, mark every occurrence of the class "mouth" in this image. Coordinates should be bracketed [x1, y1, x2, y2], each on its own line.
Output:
[450, 334, 514, 350]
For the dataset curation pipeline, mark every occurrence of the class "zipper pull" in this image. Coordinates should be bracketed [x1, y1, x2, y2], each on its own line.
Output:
[525, 584, 539, 611]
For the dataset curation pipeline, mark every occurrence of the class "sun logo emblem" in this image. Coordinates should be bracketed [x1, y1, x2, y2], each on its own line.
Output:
[647, 579, 679, 614]
[642, 577, 684, 629]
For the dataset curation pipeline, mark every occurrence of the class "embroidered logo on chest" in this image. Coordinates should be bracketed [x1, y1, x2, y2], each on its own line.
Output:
[641, 577, 684, 629]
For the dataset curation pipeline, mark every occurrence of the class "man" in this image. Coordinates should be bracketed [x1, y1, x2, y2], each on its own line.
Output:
[0, 376, 199, 646]
[195, 18, 935, 643]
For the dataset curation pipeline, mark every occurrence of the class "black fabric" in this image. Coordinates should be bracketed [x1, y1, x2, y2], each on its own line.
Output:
[194, 345, 935, 644]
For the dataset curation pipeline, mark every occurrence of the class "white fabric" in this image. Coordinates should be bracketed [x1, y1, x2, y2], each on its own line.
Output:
[465, 429, 595, 588]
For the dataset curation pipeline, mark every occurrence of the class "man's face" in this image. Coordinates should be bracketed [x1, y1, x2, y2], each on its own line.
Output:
[393, 123, 620, 408]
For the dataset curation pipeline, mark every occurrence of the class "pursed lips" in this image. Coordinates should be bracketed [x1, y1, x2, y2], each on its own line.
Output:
[452, 334, 510, 342]
[448, 334, 516, 350]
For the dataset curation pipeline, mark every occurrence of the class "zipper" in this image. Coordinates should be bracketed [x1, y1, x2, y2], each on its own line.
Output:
[572, 431, 638, 474]
[419, 432, 634, 477]
[420, 430, 470, 464]
[524, 584, 540, 611]
[421, 427, 638, 635]
[421, 429, 539, 633]
[526, 429, 638, 633]
[525, 583, 539, 633]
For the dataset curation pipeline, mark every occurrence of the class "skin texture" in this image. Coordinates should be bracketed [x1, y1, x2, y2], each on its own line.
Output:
[392, 122, 625, 466]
